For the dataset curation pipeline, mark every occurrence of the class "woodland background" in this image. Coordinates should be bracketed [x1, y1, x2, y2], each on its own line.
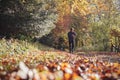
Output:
[0, 0, 120, 51]
[0, 0, 120, 80]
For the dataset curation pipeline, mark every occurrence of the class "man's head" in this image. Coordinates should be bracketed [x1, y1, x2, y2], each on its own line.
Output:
[70, 27, 74, 32]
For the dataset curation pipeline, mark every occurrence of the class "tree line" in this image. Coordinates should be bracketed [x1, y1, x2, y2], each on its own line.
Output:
[0, 0, 120, 51]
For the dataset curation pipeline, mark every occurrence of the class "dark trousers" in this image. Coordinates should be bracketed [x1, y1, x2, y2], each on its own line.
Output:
[69, 40, 75, 53]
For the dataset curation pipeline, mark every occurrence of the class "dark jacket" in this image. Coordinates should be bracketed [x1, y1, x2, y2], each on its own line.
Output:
[68, 31, 76, 42]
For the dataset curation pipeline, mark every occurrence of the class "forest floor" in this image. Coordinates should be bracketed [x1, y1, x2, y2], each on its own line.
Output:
[0, 49, 120, 80]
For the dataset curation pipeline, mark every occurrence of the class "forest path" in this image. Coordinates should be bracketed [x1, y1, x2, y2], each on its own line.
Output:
[75, 51, 120, 63]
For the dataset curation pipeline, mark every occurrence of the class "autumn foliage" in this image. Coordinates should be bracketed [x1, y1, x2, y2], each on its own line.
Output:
[0, 0, 120, 79]
[0, 50, 120, 80]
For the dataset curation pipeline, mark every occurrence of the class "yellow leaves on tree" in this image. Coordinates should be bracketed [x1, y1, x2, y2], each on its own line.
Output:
[55, 0, 72, 32]
[71, 0, 90, 16]
[55, 0, 91, 30]
[88, 0, 109, 14]
[110, 26, 120, 37]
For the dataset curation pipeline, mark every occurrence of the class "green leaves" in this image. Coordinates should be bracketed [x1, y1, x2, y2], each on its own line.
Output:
[0, 0, 58, 38]
[0, 38, 38, 55]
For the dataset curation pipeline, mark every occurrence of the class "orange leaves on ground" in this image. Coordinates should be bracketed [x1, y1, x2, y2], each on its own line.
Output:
[64, 73, 71, 80]
[72, 72, 83, 80]
[0, 51, 120, 80]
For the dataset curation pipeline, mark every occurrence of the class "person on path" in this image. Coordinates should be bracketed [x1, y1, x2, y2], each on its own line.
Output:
[68, 28, 76, 53]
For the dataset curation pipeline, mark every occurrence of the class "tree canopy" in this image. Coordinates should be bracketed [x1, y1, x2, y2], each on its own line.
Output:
[0, 0, 58, 37]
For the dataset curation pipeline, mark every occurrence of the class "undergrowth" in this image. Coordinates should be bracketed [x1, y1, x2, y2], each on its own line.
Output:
[0, 38, 54, 55]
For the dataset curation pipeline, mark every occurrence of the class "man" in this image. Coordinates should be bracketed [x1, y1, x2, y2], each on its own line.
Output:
[68, 28, 76, 53]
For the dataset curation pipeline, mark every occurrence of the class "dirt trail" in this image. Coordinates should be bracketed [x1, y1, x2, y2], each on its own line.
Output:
[76, 51, 120, 63]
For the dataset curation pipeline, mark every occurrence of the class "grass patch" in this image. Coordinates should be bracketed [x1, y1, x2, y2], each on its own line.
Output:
[0, 38, 54, 55]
